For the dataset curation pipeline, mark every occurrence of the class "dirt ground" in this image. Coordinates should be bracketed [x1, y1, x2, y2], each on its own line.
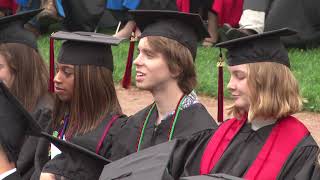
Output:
[116, 86, 320, 145]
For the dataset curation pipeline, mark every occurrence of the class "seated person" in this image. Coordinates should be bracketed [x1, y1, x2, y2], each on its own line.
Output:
[111, 10, 217, 160]
[0, 80, 44, 180]
[0, 9, 54, 179]
[31, 31, 127, 180]
[223, 0, 320, 47]
[0, 144, 20, 180]
[108, 0, 177, 39]
[170, 28, 320, 179]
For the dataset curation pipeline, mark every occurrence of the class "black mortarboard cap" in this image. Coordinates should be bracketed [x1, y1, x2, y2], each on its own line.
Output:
[49, 31, 122, 92]
[180, 174, 244, 180]
[99, 140, 177, 180]
[129, 10, 210, 59]
[216, 28, 297, 67]
[51, 31, 122, 69]
[41, 132, 111, 180]
[0, 9, 42, 50]
[0, 81, 42, 162]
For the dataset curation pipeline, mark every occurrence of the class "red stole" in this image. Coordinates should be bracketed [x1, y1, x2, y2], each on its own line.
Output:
[200, 116, 309, 179]
[95, 114, 121, 154]
[176, 0, 243, 27]
[211, 0, 243, 27]
[176, 0, 190, 13]
[0, 0, 18, 14]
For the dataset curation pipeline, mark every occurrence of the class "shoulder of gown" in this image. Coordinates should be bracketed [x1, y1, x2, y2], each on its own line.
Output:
[278, 134, 320, 180]
[169, 129, 215, 179]
[108, 104, 153, 160]
[30, 113, 126, 180]
[17, 95, 53, 180]
[110, 103, 217, 161]
[39, 114, 126, 180]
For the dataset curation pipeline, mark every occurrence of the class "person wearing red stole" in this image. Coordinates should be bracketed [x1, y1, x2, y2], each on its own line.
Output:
[169, 28, 320, 180]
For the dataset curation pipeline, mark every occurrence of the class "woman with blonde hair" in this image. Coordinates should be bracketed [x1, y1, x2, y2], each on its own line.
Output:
[169, 28, 320, 180]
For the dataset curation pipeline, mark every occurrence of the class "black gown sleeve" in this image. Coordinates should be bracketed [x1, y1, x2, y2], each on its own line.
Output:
[109, 106, 150, 161]
[17, 108, 52, 180]
[30, 111, 53, 180]
[39, 115, 128, 180]
[137, 0, 178, 10]
[278, 135, 320, 180]
[168, 129, 214, 179]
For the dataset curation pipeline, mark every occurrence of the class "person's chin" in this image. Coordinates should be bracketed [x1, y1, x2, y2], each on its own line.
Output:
[234, 100, 248, 110]
[136, 82, 146, 89]
[57, 94, 71, 102]
[136, 82, 154, 91]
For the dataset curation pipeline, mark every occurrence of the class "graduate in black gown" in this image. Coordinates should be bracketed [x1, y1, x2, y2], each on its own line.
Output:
[0, 83, 23, 180]
[264, 0, 320, 47]
[0, 9, 54, 180]
[110, 10, 217, 161]
[39, 131, 112, 180]
[169, 28, 320, 180]
[0, 81, 46, 180]
[61, 0, 106, 31]
[29, 32, 127, 180]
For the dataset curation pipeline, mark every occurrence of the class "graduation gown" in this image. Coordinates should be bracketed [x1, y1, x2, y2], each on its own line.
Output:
[189, 0, 214, 13]
[62, 0, 105, 31]
[137, 0, 178, 10]
[170, 120, 320, 180]
[265, 0, 320, 47]
[2, 171, 21, 180]
[41, 114, 127, 180]
[30, 113, 127, 180]
[16, 94, 54, 180]
[110, 103, 217, 161]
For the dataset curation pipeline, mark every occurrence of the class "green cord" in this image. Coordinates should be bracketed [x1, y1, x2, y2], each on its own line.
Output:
[137, 103, 156, 151]
[169, 96, 186, 140]
[137, 95, 186, 151]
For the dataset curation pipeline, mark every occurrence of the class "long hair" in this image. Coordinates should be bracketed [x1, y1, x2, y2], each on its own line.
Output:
[52, 65, 122, 137]
[227, 62, 303, 120]
[146, 36, 197, 95]
[0, 43, 49, 112]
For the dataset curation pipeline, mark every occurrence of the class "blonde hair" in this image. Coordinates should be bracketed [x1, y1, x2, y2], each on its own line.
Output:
[146, 36, 196, 94]
[227, 62, 303, 120]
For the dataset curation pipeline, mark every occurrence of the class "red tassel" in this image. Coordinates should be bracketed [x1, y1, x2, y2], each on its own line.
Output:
[121, 26, 136, 89]
[49, 37, 55, 93]
[217, 50, 224, 122]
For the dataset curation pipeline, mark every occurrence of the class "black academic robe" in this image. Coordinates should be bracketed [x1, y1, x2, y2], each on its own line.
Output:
[264, 0, 320, 47]
[16, 94, 54, 180]
[137, 0, 178, 10]
[3, 171, 21, 180]
[189, 0, 215, 13]
[170, 121, 320, 180]
[62, 0, 105, 31]
[110, 103, 217, 161]
[31, 114, 127, 180]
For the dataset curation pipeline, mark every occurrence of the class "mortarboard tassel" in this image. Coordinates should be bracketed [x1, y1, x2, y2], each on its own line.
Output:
[217, 49, 224, 122]
[49, 37, 55, 93]
[121, 26, 136, 89]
